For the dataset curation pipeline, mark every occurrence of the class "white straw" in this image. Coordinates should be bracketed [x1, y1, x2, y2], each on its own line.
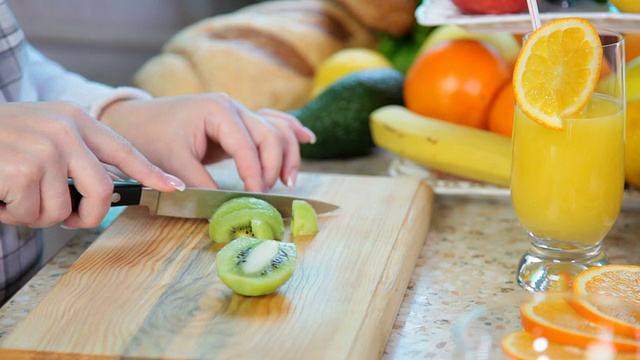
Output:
[526, 0, 542, 31]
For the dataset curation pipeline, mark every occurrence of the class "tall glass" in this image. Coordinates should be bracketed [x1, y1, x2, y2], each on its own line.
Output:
[512, 30, 626, 292]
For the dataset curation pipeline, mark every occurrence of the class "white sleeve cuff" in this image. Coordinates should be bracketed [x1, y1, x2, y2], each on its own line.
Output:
[88, 86, 154, 119]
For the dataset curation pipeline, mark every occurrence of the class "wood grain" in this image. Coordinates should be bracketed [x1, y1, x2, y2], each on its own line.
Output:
[0, 172, 433, 360]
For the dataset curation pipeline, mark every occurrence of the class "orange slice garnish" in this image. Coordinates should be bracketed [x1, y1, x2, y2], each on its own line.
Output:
[520, 295, 640, 352]
[513, 17, 603, 129]
[571, 264, 640, 339]
[502, 330, 639, 360]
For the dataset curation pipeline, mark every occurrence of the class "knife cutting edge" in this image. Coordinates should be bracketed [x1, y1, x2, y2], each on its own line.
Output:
[65, 180, 339, 219]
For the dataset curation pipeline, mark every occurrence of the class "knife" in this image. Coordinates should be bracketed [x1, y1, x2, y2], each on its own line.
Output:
[0, 180, 339, 219]
[67, 180, 338, 219]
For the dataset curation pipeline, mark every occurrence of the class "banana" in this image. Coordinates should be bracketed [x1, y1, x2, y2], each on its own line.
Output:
[370, 105, 511, 187]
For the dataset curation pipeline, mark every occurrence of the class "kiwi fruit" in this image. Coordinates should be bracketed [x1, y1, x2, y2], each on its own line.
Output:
[209, 197, 285, 243]
[291, 199, 319, 236]
[250, 218, 274, 239]
[216, 237, 297, 296]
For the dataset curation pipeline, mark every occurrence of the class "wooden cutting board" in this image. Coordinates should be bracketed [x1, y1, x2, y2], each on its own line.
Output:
[0, 171, 433, 360]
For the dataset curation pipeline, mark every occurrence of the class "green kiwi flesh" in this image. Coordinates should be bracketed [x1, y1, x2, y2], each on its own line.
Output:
[291, 200, 319, 236]
[250, 218, 274, 239]
[216, 237, 297, 296]
[209, 197, 285, 243]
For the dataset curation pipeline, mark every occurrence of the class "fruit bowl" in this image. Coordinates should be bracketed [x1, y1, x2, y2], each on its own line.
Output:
[452, 291, 640, 360]
[388, 156, 640, 211]
[416, 0, 640, 33]
[389, 156, 510, 196]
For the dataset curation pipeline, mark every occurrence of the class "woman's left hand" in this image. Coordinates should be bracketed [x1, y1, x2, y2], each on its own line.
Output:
[99, 93, 315, 193]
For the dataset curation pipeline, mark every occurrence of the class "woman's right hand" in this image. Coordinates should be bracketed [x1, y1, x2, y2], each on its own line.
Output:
[0, 102, 184, 229]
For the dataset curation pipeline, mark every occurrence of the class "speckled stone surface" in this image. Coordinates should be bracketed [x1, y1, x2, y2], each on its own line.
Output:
[1, 151, 639, 359]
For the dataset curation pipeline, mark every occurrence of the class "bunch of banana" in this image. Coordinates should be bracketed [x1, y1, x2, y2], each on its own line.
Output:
[370, 105, 511, 187]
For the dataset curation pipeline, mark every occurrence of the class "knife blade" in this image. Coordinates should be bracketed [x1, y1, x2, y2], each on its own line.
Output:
[67, 180, 338, 219]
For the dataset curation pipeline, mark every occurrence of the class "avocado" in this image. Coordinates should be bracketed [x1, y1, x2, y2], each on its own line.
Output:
[291, 67, 405, 159]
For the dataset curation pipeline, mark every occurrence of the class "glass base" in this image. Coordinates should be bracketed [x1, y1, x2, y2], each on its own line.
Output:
[516, 243, 609, 292]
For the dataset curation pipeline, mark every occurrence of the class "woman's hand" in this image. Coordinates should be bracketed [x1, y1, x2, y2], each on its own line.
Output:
[0, 102, 185, 228]
[99, 93, 316, 192]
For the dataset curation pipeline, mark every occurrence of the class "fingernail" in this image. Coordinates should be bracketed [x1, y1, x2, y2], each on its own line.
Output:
[304, 127, 317, 144]
[165, 174, 186, 191]
[286, 169, 298, 189]
[61, 224, 78, 230]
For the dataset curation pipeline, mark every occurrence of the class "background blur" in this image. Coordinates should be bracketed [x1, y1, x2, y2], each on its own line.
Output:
[7, 0, 261, 86]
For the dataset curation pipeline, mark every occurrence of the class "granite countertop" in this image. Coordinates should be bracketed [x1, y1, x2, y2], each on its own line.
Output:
[1, 149, 639, 359]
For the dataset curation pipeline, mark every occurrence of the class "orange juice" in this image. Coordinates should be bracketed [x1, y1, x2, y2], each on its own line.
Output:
[511, 94, 625, 246]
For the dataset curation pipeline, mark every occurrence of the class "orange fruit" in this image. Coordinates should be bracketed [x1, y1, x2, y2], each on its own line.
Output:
[513, 17, 603, 129]
[501, 330, 638, 360]
[404, 39, 510, 129]
[520, 295, 640, 353]
[418, 24, 521, 70]
[571, 264, 640, 339]
[488, 80, 515, 137]
[625, 32, 640, 63]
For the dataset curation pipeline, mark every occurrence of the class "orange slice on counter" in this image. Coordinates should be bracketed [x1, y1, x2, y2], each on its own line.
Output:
[571, 264, 640, 339]
[512, 17, 602, 129]
[501, 330, 639, 360]
[520, 295, 640, 353]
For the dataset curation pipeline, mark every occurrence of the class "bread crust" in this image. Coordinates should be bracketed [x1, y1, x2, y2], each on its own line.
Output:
[133, 0, 376, 111]
[133, 53, 204, 97]
[331, 0, 417, 36]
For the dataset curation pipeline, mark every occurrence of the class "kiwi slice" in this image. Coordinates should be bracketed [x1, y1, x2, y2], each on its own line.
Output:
[250, 218, 274, 239]
[216, 237, 297, 296]
[291, 199, 319, 236]
[209, 197, 285, 243]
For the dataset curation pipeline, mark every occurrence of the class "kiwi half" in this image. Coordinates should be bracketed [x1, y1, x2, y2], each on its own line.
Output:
[250, 218, 274, 240]
[216, 237, 297, 296]
[209, 197, 285, 244]
[291, 199, 319, 236]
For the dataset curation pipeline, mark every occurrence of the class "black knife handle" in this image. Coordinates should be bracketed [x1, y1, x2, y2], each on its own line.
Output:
[69, 179, 144, 211]
[0, 179, 144, 211]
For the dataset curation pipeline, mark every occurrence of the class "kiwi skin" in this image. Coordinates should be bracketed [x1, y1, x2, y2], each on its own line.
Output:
[216, 237, 297, 296]
[209, 197, 285, 244]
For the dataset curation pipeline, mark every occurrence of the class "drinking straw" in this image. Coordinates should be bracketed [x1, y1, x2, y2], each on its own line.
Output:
[526, 0, 542, 31]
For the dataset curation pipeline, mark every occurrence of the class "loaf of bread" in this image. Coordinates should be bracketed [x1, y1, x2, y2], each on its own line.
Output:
[331, 0, 418, 36]
[132, 0, 377, 111]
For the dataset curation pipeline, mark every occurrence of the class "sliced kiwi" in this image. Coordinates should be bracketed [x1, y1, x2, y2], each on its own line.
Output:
[216, 237, 297, 296]
[209, 197, 285, 243]
[291, 199, 319, 236]
[250, 218, 274, 239]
